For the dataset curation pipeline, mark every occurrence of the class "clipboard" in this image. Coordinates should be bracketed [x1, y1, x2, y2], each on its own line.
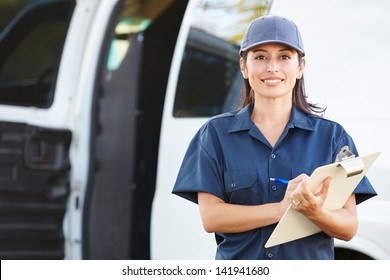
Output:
[264, 151, 381, 248]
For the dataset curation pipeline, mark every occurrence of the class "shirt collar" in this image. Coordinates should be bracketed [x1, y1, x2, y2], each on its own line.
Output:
[228, 103, 316, 133]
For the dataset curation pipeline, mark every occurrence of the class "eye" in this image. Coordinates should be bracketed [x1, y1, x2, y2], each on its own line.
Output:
[280, 55, 291, 60]
[254, 55, 266, 60]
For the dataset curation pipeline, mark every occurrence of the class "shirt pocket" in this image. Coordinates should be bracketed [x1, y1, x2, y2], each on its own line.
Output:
[223, 169, 260, 204]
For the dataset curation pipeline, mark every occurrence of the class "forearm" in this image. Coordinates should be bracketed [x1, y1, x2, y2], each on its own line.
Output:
[305, 195, 358, 241]
[198, 192, 287, 233]
[309, 209, 357, 241]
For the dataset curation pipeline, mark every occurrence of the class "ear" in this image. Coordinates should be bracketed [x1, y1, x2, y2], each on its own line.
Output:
[240, 58, 248, 79]
[297, 56, 306, 79]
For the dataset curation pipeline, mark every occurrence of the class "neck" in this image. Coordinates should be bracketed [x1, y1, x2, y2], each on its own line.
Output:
[251, 98, 292, 126]
[250, 98, 293, 147]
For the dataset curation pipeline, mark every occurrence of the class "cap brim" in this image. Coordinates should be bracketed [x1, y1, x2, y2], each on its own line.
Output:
[240, 40, 305, 56]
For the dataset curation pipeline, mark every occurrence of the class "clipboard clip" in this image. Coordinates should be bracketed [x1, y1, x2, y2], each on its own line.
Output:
[335, 146, 364, 177]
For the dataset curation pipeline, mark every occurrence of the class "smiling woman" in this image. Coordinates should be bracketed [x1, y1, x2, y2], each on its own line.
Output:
[172, 14, 377, 260]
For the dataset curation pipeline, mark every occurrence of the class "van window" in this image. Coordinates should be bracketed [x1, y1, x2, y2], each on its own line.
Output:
[0, 0, 30, 31]
[173, 27, 242, 117]
[106, 0, 175, 72]
[173, 0, 271, 117]
[0, 0, 75, 107]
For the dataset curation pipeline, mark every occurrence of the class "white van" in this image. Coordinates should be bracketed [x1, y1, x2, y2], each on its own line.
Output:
[0, 0, 389, 260]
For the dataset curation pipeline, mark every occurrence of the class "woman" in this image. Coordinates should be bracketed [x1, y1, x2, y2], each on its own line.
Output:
[172, 15, 377, 259]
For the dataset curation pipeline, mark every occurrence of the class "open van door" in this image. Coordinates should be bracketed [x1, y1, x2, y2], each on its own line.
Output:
[0, 0, 75, 259]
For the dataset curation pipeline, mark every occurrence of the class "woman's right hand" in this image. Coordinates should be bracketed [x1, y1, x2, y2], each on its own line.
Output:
[279, 174, 309, 216]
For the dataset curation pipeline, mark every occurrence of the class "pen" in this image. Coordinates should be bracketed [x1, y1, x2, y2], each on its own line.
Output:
[270, 177, 289, 186]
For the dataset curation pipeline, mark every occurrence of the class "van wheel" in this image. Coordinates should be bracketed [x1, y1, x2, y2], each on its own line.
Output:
[334, 248, 373, 260]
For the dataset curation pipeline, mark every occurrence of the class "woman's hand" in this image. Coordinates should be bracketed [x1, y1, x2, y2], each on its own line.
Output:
[279, 174, 309, 214]
[289, 175, 332, 217]
[288, 175, 358, 241]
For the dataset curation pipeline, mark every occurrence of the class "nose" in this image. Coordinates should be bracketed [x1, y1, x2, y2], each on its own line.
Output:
[266, 59, 279, 72]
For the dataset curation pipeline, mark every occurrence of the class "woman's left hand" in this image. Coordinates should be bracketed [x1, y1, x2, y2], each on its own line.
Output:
[288, 175, 358, 241]
[289, 176, 333, 218]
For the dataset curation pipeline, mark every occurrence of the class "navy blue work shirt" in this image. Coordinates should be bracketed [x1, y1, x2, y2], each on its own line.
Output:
[172, 103, 377, 260]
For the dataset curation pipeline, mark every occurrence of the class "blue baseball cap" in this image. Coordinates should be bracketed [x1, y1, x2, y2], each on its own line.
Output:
[240, 15, 305, 57]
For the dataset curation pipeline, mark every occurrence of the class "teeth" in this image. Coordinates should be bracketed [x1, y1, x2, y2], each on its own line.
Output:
[263, 79, 282, 83]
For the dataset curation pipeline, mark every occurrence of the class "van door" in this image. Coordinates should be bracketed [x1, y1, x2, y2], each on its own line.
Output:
[0, 0, 75, 259]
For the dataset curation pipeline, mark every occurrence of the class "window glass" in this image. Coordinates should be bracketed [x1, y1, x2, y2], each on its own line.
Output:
[173, 27, 242, 117]
[173, 0, 271, 117]
[106, 0, 174, 72]
[0, 0, 75, 107]
[0, 0, 30, 31]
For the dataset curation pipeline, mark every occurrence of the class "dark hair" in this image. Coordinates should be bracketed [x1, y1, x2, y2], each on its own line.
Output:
[240, 51, 326, 116]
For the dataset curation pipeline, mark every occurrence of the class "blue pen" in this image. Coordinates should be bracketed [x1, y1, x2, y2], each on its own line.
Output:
[270, 177, 289, 186]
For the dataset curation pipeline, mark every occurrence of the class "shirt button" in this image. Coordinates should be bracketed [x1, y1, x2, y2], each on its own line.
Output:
[267, 253, 274, 258]
[270, 153, 276, 159]
[271, 185, 277, 191]
[231, 183, 236, 188]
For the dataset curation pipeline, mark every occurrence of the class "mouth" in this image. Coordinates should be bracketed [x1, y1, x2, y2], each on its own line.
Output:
[261, 79, 284, 85]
